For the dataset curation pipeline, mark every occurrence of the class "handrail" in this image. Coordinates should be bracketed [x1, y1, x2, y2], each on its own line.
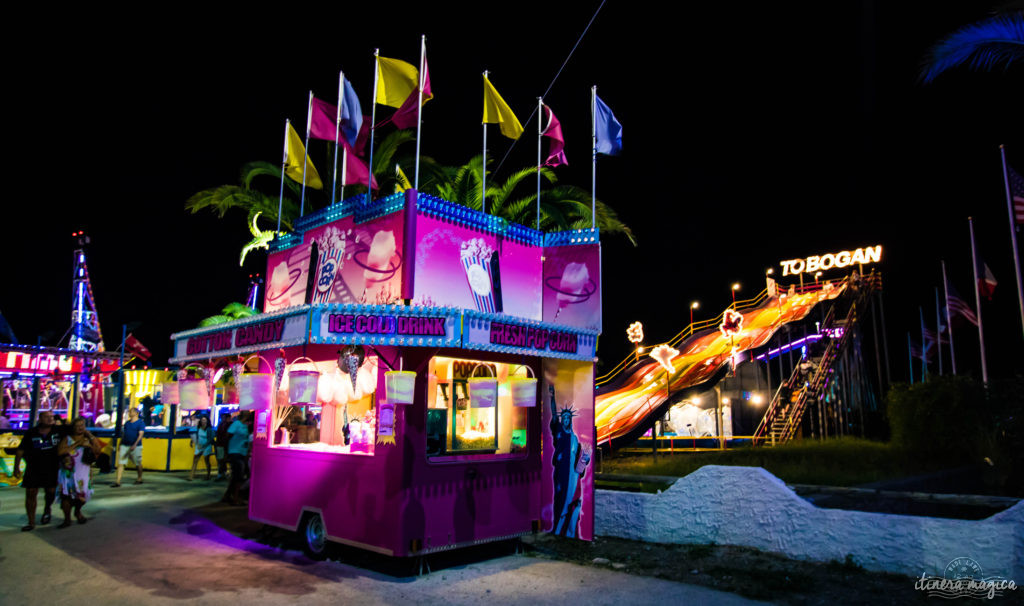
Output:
[752, 272, 880, 446]
[596, 285, 773, 387]
[596, 276, 853, 388]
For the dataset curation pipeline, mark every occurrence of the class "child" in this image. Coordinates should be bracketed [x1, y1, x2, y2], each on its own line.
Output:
[56, 454, 87, 528]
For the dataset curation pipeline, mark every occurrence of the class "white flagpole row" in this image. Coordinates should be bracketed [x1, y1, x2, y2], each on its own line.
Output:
[414, 34, 425, 190]
[934, 287, 943, 376]
[537, 97, 543, 231]
[919, 306, 928, 381]
[331, 70, 344, 206]
[999, 145, 1024, 339]
[277, 120, 289, 233]
[968, 217, 989, 385]
[300, 90, 313, 217]
[366, 49, 380, 207]
[482, 70, 488, 214]
[941, 260, 957, 375]
[341, 146, 347, 202]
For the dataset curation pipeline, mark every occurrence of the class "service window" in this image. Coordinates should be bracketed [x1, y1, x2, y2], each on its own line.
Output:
[426, 356, 531, 459]
[269, 348, 379, 455]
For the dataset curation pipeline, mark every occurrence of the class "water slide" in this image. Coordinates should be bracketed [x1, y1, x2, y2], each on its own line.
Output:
[595, 278, 854, 449]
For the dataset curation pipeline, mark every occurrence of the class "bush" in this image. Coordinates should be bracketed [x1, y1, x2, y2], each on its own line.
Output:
[886, 375, 1024, 494]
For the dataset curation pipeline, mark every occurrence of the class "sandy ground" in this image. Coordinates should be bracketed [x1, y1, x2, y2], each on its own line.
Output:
[0, 472, 762, 606]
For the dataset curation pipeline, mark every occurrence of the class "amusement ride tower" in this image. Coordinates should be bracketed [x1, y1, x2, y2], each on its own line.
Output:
[68, 231, 105, 353]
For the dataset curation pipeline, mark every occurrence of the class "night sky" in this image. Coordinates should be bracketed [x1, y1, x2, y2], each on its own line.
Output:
[3, 2, 1022, 381]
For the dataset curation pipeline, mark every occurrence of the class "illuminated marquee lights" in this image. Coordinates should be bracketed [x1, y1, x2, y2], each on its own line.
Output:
[626, 322, 644, 344]
[649, 345, 679, 373]
[779, 245, 882, 276]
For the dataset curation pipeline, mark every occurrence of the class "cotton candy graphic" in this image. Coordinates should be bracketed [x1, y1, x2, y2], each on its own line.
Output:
[554, 262, 590, 319]
[364, 230, 396, 283]
[460, 238, 497, 312]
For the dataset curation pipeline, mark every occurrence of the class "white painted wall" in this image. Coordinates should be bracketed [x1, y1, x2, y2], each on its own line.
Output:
[595, 465, 1024, 579]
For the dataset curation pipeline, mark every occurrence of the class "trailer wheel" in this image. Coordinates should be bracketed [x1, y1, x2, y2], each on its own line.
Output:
[301, 512, 328, 560]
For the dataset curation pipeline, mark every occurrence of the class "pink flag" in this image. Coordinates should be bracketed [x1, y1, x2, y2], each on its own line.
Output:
[354, 114, 372, 156]
[339, 136, 378, 190]
[390, 58, 432, 130]
[542, 105, 568, 167]
[309, 97, 341, 143]
[308, 97, 377, 190]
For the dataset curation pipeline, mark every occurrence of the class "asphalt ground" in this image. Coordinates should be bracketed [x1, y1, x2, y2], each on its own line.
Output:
[0, 471, 764, 605]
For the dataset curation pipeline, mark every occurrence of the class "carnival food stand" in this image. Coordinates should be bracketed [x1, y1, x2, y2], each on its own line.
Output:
[169, 190, 601, 558]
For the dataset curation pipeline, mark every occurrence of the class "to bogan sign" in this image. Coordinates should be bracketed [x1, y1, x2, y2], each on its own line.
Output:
[779, 245, 882, 276]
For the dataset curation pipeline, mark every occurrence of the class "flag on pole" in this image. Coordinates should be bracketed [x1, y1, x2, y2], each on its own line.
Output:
[482, 76, 523, 140]
[1008, 166, 1024, 225]
[542, 104, 568, 167]
[594, 94, 622, 155]
[310, 93, 363, 146]
[947, 282, 979, 326]
[977, 259, 997, 300]
[339, 77, 363, 144]
[125, 334, 151, 361]
[391, 55, 432, 130]
[285, 122, 323, 190]
[376, 56, 422, 108]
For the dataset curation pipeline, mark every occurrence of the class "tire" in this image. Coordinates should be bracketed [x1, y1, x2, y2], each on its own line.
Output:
[301, 512, 329, 560]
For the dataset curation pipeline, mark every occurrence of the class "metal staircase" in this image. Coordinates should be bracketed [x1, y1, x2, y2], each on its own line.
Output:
[753, 276, 877, 446]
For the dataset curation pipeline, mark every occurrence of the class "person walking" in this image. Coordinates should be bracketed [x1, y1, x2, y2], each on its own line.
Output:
[56, 418, 98, 527]
[223, 412, 251, 506]
[188, 415, 215, 481]
[114, 407, 146, 487]
[12, 411, 59, 531]
[214, 414, 231, 480]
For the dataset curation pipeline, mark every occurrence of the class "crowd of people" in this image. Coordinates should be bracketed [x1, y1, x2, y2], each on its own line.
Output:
[9, 407, 255, 531]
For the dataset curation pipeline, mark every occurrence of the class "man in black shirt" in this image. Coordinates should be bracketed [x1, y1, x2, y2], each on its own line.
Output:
[13, 411, 60, 531]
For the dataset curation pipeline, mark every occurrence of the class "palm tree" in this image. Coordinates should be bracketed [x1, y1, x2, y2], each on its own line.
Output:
[423, 155, 636, 245]
[921, 10, 1024, 83]
[199, 302, 258, 327]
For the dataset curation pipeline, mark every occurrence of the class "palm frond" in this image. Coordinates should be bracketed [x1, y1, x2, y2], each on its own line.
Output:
[921, 13, 1024, 83]
[222, 302, 257, 319]
[199, 315, 234, 327]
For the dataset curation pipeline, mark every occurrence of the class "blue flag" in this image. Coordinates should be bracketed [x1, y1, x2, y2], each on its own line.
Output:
[340, 77, 363, 145]
[594, 95, 622, 156]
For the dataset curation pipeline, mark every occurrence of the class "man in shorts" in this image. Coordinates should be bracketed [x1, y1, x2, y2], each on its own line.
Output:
[12, 411, 60, 531]
[114, 407, 146, 487]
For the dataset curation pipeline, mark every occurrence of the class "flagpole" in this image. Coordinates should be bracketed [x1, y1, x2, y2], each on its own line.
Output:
[341, 146, 347, 202]
[919, 306, 928, 381]
[942, 260, 957, 375]
[277, 120, 289, 233]
[482, 71, 488, 214]
[537, 97, 543, 231]
[591, 85, 597, 230]
[968, 217, 989, 385]
[934, 287, 943, 376]
[414, 34, 425, 190]
[367, 49, 380, 207]
[300, 90, 313, 217]
[907, 332, 914, 385]
[331, 71, 345, 206]
[999, 145, 1024, 339]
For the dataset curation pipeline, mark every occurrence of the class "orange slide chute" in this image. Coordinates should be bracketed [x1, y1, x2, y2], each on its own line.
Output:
[595, 279, 849, 447]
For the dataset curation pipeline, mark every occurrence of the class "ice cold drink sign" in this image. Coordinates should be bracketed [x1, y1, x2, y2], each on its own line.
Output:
[778, 245, 882, 276]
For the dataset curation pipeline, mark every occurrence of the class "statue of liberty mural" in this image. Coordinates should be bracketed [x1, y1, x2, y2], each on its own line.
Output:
[548, 385, 591, 537]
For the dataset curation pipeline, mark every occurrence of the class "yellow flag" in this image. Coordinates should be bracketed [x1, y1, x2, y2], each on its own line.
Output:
[394, 164, 411, 193]
[376, 56, 419, 108]
[482, 76, 523, 140]
[285, 122, 323, 190]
